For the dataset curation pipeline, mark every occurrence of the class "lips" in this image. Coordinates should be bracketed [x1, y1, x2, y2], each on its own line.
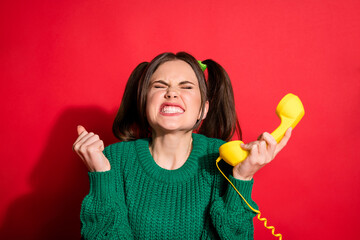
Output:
[160, 103, 185, 114]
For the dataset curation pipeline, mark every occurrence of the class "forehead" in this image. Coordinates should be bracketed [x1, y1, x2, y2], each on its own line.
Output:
[150, 60, 197, 82]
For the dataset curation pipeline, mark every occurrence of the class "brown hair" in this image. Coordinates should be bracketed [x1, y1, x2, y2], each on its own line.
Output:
[112, 52, 242, 142]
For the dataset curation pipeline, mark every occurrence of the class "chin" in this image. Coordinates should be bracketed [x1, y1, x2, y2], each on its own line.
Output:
[155, 125, 194, 134]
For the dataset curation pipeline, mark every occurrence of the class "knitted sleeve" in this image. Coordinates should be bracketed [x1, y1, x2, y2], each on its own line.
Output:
[201, 138, 259, 240]
[80, 144, 134, 239]
[209, 174, 258, 240]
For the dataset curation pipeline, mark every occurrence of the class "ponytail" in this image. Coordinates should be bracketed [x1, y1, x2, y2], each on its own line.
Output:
[112, 62, 149, 141]
[198, 59, 242, 141]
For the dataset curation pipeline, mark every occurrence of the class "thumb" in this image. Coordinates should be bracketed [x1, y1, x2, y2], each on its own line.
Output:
[77, 125, 87, 136]
[240, 142, 253, 151]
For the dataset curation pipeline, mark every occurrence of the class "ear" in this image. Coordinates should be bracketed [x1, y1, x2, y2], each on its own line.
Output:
[198, 101, 209, 120]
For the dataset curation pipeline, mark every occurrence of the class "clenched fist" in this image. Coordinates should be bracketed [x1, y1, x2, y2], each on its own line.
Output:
[72, 125, 111, 172]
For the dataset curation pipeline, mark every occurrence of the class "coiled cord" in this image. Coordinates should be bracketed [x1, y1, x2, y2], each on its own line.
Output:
[216, 157, 283, 240]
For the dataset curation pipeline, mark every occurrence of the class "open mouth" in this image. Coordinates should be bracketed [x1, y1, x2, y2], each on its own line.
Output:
[160, 104, 185, 114]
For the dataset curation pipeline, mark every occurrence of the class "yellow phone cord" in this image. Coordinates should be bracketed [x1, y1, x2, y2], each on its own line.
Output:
[216, 157, 283, 240]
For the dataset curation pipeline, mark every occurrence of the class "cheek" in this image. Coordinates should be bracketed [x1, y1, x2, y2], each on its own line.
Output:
[183, 92, 202, 112]
[146, 91, 161, 118]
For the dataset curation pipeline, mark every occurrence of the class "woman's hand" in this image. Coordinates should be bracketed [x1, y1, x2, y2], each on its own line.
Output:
[72, 125, 111, 172]
[232, 128, 292, 180]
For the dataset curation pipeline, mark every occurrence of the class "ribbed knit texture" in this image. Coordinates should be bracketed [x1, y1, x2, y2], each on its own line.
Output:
[80, 133, 258, 240]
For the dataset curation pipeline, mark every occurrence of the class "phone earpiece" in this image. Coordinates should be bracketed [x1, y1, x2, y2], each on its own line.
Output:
[271, 93, 305, 143]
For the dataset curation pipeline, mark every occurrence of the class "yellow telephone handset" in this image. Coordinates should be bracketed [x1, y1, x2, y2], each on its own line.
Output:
[215, 93, 305, 240]
[219, 93, 305, 166]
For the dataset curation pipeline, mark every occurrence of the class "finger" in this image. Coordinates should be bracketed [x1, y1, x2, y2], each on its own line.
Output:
[258, 132, 276, 144]
[75, 138, 104, 171]
[78, 134, 100, 153]
[86, 139, 105, 154]
[73, 130, 89, 148]
[73, 125, 88, 151]
[249, 143, 259, 163]
[258, 140, 267, 155]
[279, 127, 292, 147]
[75, 135, 101, 165]
[240, 141, 258, 151]
[275, 127, 292, 155]
[73, 132, 95, 152]
[77, 125, 87, 136]
[261, 132, 277, 155]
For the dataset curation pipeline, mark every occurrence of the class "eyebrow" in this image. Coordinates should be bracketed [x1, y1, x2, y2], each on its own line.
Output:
[179, 81, 195, 85]
[151, 80, 169, 86]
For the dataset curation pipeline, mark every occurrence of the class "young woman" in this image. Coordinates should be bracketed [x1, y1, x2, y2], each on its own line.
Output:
[73, 52, 291, 239]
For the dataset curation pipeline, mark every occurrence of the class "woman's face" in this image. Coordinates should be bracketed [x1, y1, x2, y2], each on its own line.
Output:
[146, 60, 208, 135]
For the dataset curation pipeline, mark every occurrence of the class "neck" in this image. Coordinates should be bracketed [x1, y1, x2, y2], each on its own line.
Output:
[150, 131, 193, 170]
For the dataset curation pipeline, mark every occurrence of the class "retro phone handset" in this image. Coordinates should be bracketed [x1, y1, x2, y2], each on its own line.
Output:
[216, 93, 305, 240]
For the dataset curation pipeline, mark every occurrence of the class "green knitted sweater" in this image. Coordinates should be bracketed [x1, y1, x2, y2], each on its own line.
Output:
[80, 133, 258, 239]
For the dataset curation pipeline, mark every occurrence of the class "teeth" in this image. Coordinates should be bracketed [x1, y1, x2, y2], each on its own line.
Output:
[161, 106, 184, 113]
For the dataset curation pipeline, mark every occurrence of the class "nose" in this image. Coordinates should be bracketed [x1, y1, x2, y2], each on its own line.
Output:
[165, 87, 178, 99]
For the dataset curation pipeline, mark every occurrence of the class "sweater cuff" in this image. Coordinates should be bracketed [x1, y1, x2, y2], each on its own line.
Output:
[88, 170, 116, 201]
[224, 175, 258, 211]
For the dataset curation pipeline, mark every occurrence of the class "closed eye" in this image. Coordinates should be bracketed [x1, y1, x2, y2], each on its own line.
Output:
[152, 80, 168, 88]
[179, 81, 195, 89]
[154, 84, 166, 88]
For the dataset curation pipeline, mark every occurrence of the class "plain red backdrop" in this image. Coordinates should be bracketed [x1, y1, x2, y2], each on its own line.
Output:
[1, 0, 359, 239]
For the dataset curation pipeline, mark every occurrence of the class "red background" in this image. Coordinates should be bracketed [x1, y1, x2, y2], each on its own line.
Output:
[1, 0, 359, 239]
